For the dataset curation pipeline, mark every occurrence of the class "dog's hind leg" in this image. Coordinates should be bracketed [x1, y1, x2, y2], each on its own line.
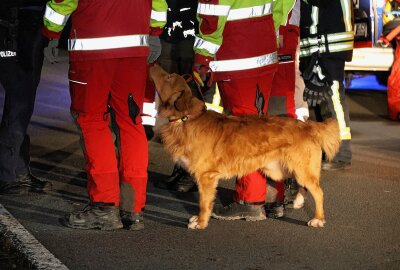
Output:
[296, 170, 325, 228]
[188, 175, 218, 230]
[304, 179, 325, 228]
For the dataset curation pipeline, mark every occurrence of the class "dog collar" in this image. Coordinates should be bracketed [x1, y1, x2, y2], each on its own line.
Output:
[169, 115, 189, 123]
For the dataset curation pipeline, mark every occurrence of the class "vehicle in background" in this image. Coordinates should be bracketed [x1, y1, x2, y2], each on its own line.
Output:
[345, 0, 394, 87]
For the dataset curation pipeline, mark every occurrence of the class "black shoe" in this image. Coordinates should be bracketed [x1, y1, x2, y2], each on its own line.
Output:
[120, 211, 144, 231]
[0, 182, 29, 195]
[62, 203, 123, 230]
[212, 202, 266, 221]
[284, 178, 299, 205]
[157, 165, 185, 190]
[174, 171, 197, 192]
[322, 161, 351, 171]
[16, 173, 52, 192]
[265, 202, 285, 219]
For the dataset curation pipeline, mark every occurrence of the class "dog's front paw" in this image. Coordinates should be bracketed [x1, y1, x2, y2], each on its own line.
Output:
[188, 215, 208, 229]
[307, 218, 326, 228]
[188, 215, 200, 229]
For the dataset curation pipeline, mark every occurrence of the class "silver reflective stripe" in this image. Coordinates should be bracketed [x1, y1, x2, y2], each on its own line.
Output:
[227, 3, 272, 21]
[197, 3, 230, 16]
[44, 5, 69, 26]
[299, 41, 353, 57]
[310, 6, 319, 35]
[209, 52, 278, 72]
[194, 36, 220, 55]
[300, 32, 354, 47]
[151, 10, 167, 22]
[340, 0, 353, 32]
[68, 35, 149, 51]
[330, 81, 351, 140]
[69, 79, 87, 85]
[288, 0, 301, 26]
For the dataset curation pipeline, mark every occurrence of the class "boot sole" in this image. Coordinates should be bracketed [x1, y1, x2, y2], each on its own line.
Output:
[128, 223, 145, 231]
[62, 219, 123, 231]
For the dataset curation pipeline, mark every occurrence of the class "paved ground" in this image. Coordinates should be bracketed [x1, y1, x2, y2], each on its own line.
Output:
[0, 55, 399, 270]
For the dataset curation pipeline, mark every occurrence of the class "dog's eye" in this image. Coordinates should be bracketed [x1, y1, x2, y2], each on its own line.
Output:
[164, 101, 170, 108]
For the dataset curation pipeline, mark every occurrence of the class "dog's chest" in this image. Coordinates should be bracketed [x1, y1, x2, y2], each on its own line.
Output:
[176, 156, 190, 168]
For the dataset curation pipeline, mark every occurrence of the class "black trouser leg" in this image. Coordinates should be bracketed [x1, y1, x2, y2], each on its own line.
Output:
[0, 10, 46, 183]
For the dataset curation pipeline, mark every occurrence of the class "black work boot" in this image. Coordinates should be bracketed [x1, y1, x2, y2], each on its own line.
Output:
[174, 171, 197, 192]
[212, 202, 266, 221]
[284, 178, 299, 205]
[16, 173, 52, 192]
[157, 165, 185, 190]
[63, 203, 123, 230]
[265, 202, 285, 219]
[120, 211, 144, 231]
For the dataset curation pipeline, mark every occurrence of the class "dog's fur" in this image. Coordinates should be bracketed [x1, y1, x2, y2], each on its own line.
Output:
[149, 65, 341, 229]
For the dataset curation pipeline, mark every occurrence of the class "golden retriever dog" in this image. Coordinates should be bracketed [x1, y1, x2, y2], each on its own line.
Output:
[149, 65, 340, 230]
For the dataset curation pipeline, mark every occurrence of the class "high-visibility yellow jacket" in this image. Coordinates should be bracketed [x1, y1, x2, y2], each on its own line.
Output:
[42, 0, 167, 62]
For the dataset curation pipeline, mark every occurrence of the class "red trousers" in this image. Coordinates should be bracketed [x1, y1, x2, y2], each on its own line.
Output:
[69, 57, 148, 212]
[217, 71, 276, 203]
[270, 24, 299, 119]
[218, 26, 299, 204]
[388, 39, 400, 121]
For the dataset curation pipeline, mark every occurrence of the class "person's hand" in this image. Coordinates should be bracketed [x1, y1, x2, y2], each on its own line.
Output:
[147, 36, 161, 64]
[44, 39, 59, 64]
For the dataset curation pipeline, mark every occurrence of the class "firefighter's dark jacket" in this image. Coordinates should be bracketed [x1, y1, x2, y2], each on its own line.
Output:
[299, 0, 354, 64]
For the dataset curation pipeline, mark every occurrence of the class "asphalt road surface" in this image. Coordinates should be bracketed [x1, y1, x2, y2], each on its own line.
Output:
[0, 55, 399, 270]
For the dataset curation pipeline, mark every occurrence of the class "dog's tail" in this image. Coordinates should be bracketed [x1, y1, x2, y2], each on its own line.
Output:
[314, 118, 341, 161]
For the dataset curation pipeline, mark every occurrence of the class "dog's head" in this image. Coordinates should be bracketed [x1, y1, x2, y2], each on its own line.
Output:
[149, 64, 206, 121]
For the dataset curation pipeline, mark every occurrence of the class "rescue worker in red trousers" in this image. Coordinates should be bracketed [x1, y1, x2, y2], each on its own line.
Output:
[265, 0, 301, 219]
[300, 0, 354, 171]
[193, 0, 295, 221]
[42, 0, 167, 230]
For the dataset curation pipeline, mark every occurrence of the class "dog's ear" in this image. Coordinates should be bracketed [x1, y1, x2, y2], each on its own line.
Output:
[175, 91, 192, 112]
[167, 90, 190, 112]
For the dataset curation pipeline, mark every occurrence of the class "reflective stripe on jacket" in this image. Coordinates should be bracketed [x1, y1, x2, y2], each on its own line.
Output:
[194, 0, 294, 80]
[43, 0, 167, 61]
[299, 0, 354, 61]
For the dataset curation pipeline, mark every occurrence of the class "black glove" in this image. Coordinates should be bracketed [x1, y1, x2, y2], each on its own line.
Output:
[303, 74, 332, 107]
[302, 54, 332, 107]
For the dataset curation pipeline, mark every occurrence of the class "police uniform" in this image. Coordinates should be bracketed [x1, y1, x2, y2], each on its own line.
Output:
[0, 0, 49, 194]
